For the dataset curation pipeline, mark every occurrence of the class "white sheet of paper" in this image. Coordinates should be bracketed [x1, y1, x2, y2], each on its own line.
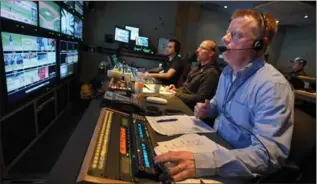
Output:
[146, 115, 214, 136]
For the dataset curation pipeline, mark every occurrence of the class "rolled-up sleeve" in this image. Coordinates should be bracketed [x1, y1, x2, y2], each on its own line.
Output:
[194, 82, 294, 179]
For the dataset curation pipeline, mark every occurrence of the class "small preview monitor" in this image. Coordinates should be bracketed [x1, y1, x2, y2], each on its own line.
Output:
[61, 8, 74, 36]
[0, 1, 38, 26]
[125, 26, 139, 40]
[74, 16, 83, 39]
[60, 40, 78, 79]
[39, 1, 61, 32]
[135, 36, 149, 47]
[1, 32, 57, 103]
[75, 1, 84, 15]
[114, 27, 130, 43]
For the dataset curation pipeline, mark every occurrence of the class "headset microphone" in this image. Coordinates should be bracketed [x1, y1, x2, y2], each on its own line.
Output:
[218, 46, 255, 53]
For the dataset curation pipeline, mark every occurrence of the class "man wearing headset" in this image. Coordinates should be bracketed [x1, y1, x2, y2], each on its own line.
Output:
[154, 9, 294, 182]
[143, 39, 184, 86]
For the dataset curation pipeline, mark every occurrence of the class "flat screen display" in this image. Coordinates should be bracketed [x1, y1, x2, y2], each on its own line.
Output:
[0, 1, 37, 26]
[61, 8, 74, 36]
[75, 1, 83, 15]
[74, 16, 83, 39]
[1, 32, 57, 103]
[114, 27, 130, 43]
[125, 26, 139, 40]
[39, 1, 61, 32]
[135, 36, 149, 47]
[60, 40, 78, 79]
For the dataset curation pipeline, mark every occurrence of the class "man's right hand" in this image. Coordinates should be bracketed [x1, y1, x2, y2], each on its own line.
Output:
[194, 99, 211, 119]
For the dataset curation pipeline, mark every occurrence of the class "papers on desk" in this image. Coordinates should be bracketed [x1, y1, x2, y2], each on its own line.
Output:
[142, 84, 173, 95]
[154, 134, 226, 155]
[145, 115, 214, 136]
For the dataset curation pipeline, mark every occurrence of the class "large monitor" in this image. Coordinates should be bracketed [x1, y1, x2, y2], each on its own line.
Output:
[39, 1, 61, 32]
[1, 32, 57, 103]
[135, 36, 149, 47]
[114, 27, 130, 43]
[0, 1, 37, 26]
[60, 40, 78, 79]
[61, 8, 74, 36]
[75, 1, 84, 15]
[125, 26, 139, 41]
[74, 16, 83, 39]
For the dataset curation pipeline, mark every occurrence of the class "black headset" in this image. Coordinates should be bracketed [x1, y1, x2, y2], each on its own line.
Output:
[252, 12, 267, 52]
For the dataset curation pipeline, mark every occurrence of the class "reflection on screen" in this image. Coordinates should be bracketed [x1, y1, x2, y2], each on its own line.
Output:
[74, 16, 83, 39]
[0, 1, 38, 26]
[1, 32, 56, 102]
[60, 40, 78, 79]
[39, 1, 61, 32]
[136, 36, 149, 47]
[125, 26, 139, 40]
[114, 28, 129, 43]
[61, 8, 74, 36]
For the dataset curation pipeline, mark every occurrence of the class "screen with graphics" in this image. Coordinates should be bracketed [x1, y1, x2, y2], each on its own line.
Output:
[61, 8, 74, 36]
[135, 36, 149, 47]
[125, 26, 139, 40]
[0, 1, 37, 26]
[1, 32, 56, 103]
[60, 40, 78, 79]
[114, 27, 129, 43]
[74, 16, 83, 39]
[39, 1, 61, 32]
[75, 1, 83, 15]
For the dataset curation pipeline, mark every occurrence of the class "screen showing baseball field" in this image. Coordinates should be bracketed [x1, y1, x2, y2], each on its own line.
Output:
[39, 1, 61, 32]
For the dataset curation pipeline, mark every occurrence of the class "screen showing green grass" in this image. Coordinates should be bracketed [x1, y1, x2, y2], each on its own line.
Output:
[39, 1, 60, 32]
[0, 1, 37, 26]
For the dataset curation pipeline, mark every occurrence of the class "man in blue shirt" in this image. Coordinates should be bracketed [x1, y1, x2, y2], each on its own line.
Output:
[154, 9, 294, 182]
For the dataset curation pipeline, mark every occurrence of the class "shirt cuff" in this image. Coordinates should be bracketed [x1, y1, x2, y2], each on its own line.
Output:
[193, 152, 217, 177]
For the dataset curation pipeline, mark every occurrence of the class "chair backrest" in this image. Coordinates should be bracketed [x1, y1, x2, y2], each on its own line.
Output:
[176, 59, 190, 88]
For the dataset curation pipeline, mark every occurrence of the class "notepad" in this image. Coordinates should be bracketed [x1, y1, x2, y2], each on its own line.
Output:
[146, 115, 214, 136]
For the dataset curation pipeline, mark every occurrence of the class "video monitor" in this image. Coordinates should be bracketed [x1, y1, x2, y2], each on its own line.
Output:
[74, 16, 83, 39]
[61, 8, 74, 36]
[39, 1, 61, 32]
[60, 40, 78, 79]
[75, 1, 84, 15]
[135, 36, 149, 47]
[114, 27, 130, 43]
[125, 26, 139, 40]
[1, 32, 57, 103]
[63, 1, 74, 9]
[0, 1, 37, 26]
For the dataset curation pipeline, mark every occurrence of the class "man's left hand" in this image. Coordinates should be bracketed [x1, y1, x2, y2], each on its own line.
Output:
[154, 151, 196, 181]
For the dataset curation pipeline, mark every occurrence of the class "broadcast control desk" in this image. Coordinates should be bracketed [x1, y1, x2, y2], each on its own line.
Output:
[46, 95, 234, 184]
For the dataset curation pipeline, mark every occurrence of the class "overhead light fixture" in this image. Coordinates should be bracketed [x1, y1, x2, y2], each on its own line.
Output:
[224, 5, 227, 8]
[276, 20, 279, 24]
[304, 15, 308, 18]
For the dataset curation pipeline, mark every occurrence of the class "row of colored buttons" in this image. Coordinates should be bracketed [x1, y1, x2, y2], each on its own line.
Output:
[138, 124, 144, 138]
[141, 143, 150, 168]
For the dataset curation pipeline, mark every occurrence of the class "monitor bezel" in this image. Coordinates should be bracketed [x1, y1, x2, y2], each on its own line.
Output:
[114, 26, 131, 44]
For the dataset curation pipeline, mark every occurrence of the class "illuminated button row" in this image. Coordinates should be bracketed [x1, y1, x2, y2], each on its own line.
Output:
[138, 124, 144, 138]
[141, 143, 150, 168]
[120, 127, 127, 155]
[91, 111, 113, 170]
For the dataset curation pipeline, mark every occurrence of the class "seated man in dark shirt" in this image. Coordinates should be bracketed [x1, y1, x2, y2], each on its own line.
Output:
[166, 40, 221, 109]
[287, 57, 307, 89]
[143, 39, 184, 86]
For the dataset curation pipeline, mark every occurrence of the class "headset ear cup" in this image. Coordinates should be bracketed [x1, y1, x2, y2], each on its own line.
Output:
[253, 40, 263, 51]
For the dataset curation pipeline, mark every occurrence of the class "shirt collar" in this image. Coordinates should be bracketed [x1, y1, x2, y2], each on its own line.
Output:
[223, 57, 265, 77]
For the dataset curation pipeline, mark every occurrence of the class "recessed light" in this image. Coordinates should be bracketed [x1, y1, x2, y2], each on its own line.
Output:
[224, 5, 227, 8]
[276, 20, 279, 24]
[304, 15, 308, 18]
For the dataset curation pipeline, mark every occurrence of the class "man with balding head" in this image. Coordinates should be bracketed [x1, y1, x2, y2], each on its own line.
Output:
[166, 40, 220, 109]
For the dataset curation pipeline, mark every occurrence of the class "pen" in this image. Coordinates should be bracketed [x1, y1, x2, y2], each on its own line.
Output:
[157, 118, 178, 123]
[144, 84, 150, 90]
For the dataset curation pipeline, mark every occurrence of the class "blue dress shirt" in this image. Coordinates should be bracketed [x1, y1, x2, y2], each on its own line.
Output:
[194, 57, 294, 179]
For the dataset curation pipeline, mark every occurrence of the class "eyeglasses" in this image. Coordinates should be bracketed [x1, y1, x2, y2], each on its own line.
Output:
[197, 46, 215, 52]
